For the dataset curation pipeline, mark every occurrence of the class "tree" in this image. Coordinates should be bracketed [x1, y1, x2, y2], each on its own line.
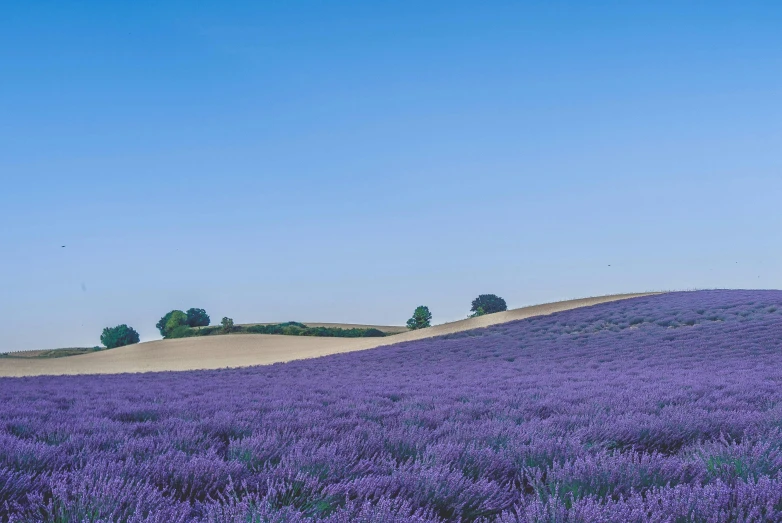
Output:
[100, 324, 140, 349]
[186, 308, 210, 327]
[165, 310, 188, 335]
[156, 310, 187, 338]
[221, 317, 235, 334]
[406, 306, 432, 330]
[469, 306, 486, 318]
[470, 294, 507, 316]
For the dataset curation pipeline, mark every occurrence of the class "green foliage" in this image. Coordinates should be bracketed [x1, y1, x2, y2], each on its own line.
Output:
[158, 308, 208, 337]
[470, 294, 507, 316]
[221, 317, 235, 334]
[281, 325, 304, 336]
[167, 325, 196, 339]
[186, 308, 210, 327]
[469, 306, 486, 318]
[164, 310, 188, 337]
[246, 324, 282, 335]
[244, 323, 387, 338]
[156, 310, 187, 337]
[100, 324, 140, 349]
[406, 306, 432, 330]
[165, 325, 220, 339]
[166, 311, 187, 331]
[159, 318, 390, 339]
[156, 311, 174, 337]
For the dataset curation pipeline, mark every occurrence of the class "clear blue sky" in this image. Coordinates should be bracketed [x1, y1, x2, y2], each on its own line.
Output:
[1, 1, 780, 350]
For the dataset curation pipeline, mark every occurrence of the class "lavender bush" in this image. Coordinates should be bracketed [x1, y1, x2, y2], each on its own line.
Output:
[2, 290, 782, 522]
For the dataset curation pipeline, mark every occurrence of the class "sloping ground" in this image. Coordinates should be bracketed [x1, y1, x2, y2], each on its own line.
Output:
[0, 347, 103, 359]
[2, 290, 782, 522]
[0, 293, 654, 377]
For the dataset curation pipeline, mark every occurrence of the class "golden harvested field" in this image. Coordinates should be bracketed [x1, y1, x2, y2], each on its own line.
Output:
[0, 293, 658, 377]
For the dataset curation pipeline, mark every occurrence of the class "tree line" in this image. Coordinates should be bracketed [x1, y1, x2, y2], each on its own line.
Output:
[99, 294, 508, 348]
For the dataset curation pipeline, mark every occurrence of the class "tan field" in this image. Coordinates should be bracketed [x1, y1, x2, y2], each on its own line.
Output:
[0, 293, 658, 377]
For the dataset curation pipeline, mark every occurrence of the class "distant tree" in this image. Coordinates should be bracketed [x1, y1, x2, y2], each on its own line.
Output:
[406, 306, 432, 330]
[100, 324, 140, 349]
[186, 308, 210, 327]
[470, 294, 507, 316]
[221, 317, 235, 334]
[156, 311, 173, 336]
[156, 310, 188, 338]
[156, 310, 184, 337]
[165, 311, 188, 336]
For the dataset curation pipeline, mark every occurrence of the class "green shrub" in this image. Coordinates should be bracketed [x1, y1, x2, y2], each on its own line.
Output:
[221, 317, 235, 334]
[244, 323, 386, 338]
[186, 308, 210, 327]
[167, 325, 196, 339]
[470, 294, 507, 316]
[301, 327, 326, 337]
[100, 324, 140, 349]
[281, 325, 304, 336]
[407, 306, 432, 330]
[246, 324, 278, 334]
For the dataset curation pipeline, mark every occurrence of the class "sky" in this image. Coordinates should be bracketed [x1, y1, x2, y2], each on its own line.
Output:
[1, 1, 781, 351]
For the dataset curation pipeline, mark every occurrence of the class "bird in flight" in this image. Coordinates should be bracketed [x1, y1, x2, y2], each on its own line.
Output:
[61, 245, 66, 248]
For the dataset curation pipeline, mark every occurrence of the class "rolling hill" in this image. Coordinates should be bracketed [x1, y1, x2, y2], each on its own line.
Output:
[0, 293, 654, 377]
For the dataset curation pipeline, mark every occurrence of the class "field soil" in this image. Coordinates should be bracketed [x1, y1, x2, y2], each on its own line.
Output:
[0, 293, 656, 377]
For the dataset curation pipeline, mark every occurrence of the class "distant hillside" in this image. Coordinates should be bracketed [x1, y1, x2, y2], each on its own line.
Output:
[0, 293, 654, 376]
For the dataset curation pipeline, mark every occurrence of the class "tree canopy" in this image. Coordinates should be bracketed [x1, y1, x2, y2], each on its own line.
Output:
[100, 324, 140, 349]
[186, 308, 210, 327]
[406, 306, 432, 330]
[470, 294, 507, 316]
[156, 310, 187, 338]
[220, 317, 234, 334]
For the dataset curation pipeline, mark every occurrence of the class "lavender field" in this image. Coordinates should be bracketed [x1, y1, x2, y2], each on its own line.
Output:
[3, 290, 782, 522]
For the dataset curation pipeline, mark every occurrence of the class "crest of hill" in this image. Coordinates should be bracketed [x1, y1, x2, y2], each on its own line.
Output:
[0, 292, 657, 377]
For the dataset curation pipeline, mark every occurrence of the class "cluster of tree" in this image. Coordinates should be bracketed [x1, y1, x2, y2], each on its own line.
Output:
[100, 294, 508, 348]
[406, 294, 507, 330]
[156, 308, 211, 338]
[100, 324, 140, 349]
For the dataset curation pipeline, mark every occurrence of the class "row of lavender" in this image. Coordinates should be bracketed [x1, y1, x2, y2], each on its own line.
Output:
[2, 290, 782, 522]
